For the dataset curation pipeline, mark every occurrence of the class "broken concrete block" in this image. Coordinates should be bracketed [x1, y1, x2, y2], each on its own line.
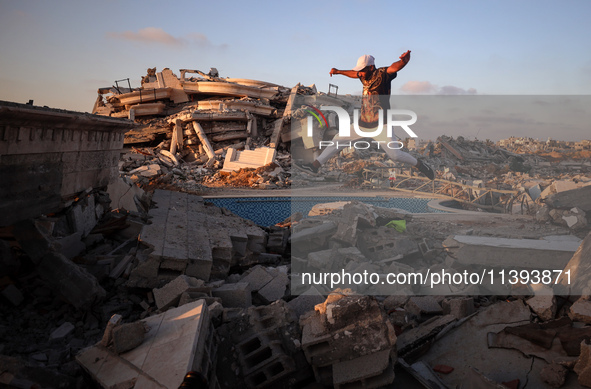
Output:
[111, 322, 146, 354]
[358, 227, 419, 261]
[76, 300, 216, 389]
[562, 207, 588, 230]
[540, 363, 567, 388]
[383, 294, 411, 311]
[100, 314, 123, 347]
[405, 296, 443, 318]
[535, 205, 551, 222]
[575, 340, 591, 387]
[569, 298, 591, 324]
[153, 275, 205, 311]
[257, 272, 289, 303]
[546, 184, 591, 213]
[526, 295, 557, 321]
[67, 195, 97, 237]
[212, 282, 252, 308]
[37, 251, 106, 310]
[302, 295, 396, 368]
[307, 249, 335, 270]
[50, 322, 75, 342]
[332, 349, 394, 389]
[53, 232, 86, 259]
[239, 265, 273, 292]
[107, 177, 143, 213]
[221, 146, 276, 172]
[287, 287, 325, 318]
[442, 235, 580, 271]
[1, 284, 24, 306]
[442, 297, 475, 319]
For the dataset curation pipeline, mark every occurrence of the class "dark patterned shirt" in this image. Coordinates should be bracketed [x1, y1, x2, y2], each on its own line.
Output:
[358, 67, 396, 128]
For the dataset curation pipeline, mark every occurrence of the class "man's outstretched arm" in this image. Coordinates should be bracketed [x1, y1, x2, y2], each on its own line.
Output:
[329, 68, 360, 78]
[387, 50, 411, 74]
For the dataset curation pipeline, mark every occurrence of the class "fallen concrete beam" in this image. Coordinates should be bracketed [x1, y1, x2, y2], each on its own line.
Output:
[192, 122, 216, 167]
[443, 235, 581, 270]
[182, 81, 277, 100]
[546, 184, 591, 213]
[115, 87, 173, 106]
[195, 100, 275, 116]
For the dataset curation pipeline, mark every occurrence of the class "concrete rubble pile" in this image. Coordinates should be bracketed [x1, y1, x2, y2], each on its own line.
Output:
[93, 67, 345, 191]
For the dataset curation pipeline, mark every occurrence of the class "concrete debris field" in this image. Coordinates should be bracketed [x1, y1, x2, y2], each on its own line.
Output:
[0, 67, 591, 389]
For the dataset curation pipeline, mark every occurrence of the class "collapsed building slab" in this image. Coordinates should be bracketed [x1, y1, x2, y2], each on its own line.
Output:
[76, 299, 218, 389]
[130, 189, 267, 288]
[443, 235, 581, 270]
[0, 100, 136, 226]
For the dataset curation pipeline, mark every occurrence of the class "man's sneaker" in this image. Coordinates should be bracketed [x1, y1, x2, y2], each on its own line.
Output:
[416, 159, 435, 180]
[293, 161, 320, 175]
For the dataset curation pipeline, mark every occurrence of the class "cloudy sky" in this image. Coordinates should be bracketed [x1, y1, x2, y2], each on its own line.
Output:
[1, 0, 590, 140]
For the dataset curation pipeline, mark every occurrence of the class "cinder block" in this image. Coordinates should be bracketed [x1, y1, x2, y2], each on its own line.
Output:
[333, 349, 394, 388]
[257, 273, 288, 303]
[442, 297, 475, 319]
[240, 266, 273, 292]
[153, 275, 205, 310]
[212, 282, 252, 308]
[405, 296, 443, 318]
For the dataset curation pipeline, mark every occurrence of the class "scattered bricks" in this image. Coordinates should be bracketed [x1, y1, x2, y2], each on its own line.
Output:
[240, 265, 273, 292]
[1, 284, 24, 306]
[49, 322, 75, 342]
[357, 227, 419, 261]
[575, 340, 591, 387]
[442, 297, 475, 319]
[433, 364, 454, 374]
[100, 314, 122, 347]
[526, 295, 557, 321]
[540, 363, 567, 388]
[111, 322, 146, 354]
[332, 349, 394, 389]
[569, 298, 591, 324]
[213, 282, 252, 308]
[153, 275, 206, 311]
[405, 296, 443, 318]
[257, 273, 289, 303]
